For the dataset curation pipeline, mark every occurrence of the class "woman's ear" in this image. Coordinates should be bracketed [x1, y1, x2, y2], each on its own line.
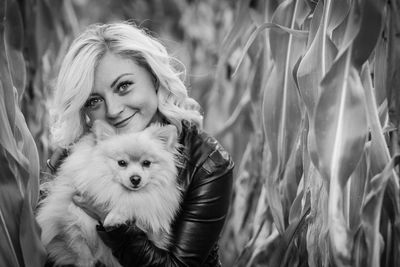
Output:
[147, 124, 178, 151]
[92, 120, 116, 141]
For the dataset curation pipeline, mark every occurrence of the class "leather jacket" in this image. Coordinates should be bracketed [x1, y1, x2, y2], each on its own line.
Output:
[46, 121, 234, 267]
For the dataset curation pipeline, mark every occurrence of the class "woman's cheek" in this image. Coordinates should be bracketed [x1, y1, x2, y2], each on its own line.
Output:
[86, 105, 107, 122]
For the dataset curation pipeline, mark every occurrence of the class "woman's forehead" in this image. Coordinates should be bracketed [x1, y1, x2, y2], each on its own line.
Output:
[92, 53, 144, 91]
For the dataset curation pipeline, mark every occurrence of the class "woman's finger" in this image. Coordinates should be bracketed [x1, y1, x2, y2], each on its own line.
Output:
[72, 193, 83, 203]
[47, 147, 68, 174]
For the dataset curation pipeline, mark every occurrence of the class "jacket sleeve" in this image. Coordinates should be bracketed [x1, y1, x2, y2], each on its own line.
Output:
[97, 154, 234, 267]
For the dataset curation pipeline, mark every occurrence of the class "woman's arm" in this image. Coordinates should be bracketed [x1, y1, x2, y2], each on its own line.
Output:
[97, 155, 234, 267]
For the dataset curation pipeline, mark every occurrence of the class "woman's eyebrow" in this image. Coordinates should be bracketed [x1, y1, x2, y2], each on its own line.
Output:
[110, 73, 132, 88]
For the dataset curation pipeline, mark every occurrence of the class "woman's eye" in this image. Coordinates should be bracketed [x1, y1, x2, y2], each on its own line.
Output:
[116, 81, 133, 93]
[142, 160, 151, 168]
[84, 97, 103, 109]
[118, 160, 127, 167]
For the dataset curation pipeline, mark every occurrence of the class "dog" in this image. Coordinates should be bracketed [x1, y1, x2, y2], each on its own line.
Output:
[36, 121, 182, 267]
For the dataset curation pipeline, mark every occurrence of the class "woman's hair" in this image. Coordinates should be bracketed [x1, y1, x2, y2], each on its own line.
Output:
[50, 22, 203, 148]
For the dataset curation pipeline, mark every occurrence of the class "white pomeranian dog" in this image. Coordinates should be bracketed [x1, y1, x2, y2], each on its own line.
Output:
[36, 121, 182, 267]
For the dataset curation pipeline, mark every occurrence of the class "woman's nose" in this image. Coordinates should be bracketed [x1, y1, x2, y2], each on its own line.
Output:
[106, 96, 124, 119]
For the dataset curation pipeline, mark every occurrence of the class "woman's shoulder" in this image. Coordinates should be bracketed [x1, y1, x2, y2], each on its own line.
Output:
[180, 120, 233, 170]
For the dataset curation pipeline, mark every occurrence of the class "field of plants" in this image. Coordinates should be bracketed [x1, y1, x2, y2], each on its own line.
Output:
[1, 0, 400, 266]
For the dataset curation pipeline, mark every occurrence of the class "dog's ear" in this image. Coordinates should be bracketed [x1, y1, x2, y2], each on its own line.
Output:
[92, 120, 116, 141]
[147, 124, 178, 151]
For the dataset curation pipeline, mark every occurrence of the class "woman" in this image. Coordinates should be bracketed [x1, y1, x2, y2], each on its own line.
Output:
[46, 22, 234, 267]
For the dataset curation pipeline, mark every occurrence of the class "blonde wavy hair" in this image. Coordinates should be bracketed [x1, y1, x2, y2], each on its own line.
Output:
[50, 22, 203, 148]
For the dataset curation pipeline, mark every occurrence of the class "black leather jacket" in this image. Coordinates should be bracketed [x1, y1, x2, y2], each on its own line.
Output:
[46, 121, 234, 267]
[96, 121, 234, 267]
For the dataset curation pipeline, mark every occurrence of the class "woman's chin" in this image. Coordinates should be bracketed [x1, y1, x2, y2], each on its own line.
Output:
[116, 121, 145, 134]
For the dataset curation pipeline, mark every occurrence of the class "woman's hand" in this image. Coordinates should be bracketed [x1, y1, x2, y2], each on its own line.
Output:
[72, 192, 107, 223]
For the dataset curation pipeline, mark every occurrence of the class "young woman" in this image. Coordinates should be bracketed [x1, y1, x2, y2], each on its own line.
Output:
[46, 22, 234, 266]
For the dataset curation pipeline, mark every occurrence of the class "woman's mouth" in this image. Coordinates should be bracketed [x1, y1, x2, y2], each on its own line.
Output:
[114, 113, 136, 128]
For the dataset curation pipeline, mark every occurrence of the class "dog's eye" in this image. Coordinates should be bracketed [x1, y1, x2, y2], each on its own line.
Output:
[142, 160, 151, 168]
[118, 160, 127, 167]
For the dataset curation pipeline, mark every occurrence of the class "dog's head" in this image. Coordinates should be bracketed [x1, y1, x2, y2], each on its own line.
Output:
[90, 120, 179, 192]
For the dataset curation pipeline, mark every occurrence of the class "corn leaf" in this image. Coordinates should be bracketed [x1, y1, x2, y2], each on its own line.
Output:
[361, 64, 392, 175]
[306, 167, 330, 267]
[362, 155, 400, 267]
[0, 151, 23, 267]
[351, 0, 386, 70]
[35, 0, 54, 62]
[386, 0, 400, 126]
[353, 226, 368, 267]
[362, 63, 400, 212]
[313, 48, 368, 264]
[262, 0, 308, 233]
[0, 0, 47, 265]
[269, 199, 311, 267]
[373, 26, 388, 106]
[4, 0, 25, 98]
[361, 64, 400, 267]
[348, 145, 369, 231]
[280, 133, 303, 225]
[297, 0, 340, 119]
[233, 22, 308, 77]
[215, 0, 254, 90]
[326, 0, 351, 36]
[0, 1, 18, 162]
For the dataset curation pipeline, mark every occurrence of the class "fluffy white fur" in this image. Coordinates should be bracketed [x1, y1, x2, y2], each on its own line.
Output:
[36, 122, 182, 267]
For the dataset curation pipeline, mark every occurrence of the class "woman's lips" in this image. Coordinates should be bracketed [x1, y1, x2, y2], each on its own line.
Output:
[114, 113, 136, 128]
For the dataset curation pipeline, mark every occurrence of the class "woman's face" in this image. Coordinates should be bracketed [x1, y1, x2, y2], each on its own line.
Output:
[83, 52, 159, 133]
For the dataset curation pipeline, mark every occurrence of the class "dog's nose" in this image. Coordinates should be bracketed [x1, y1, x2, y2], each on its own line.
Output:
[130, 175, 141, 186]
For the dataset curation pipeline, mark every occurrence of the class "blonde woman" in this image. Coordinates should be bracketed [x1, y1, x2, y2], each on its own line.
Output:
[46, 22, 234, 267]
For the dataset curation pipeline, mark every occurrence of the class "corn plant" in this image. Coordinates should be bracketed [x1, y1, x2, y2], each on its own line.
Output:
[218, 0, 400, 266]
[0, 0, 46, 265]
[0, 0, 78, 265]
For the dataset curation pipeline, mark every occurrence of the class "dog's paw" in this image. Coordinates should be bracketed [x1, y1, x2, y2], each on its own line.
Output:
[103, 213, 126, 228]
